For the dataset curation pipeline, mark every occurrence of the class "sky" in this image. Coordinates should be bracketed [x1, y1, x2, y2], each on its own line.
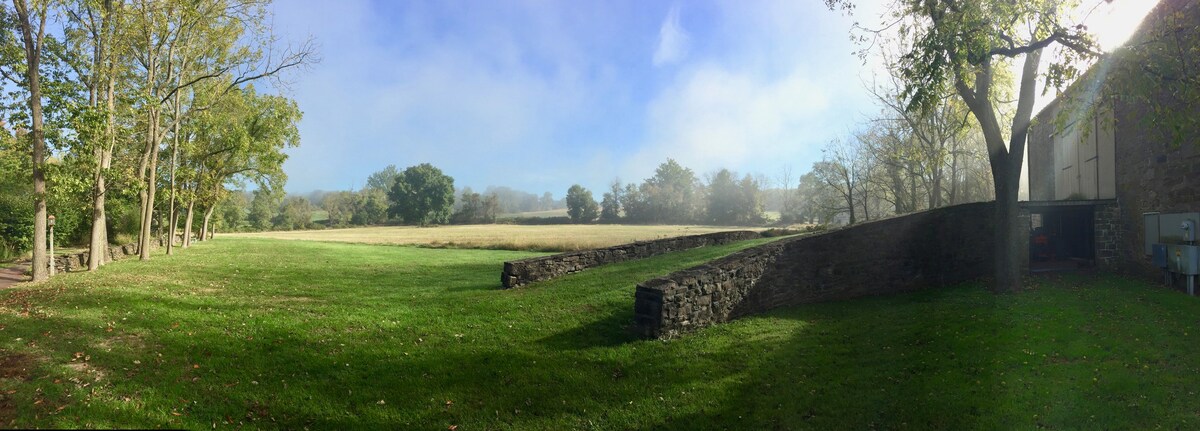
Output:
[267, 0, 1161, 196]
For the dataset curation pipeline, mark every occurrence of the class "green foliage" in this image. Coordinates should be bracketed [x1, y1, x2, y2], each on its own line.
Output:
[706, 169, 765, 225]
[1108, 2, 1200, 147]
[2, 239, 1197, 429]
[387, 163, 455, 225]
[365, 165, 400, 192]
[621, 159, 701, 224]
[352, 188, 389, 225]
[565, 184, 599, 223]
[273, 196, 313, 230]
[450, 191, 498, 225]
[320, 191, 356, 227]
[599, 181, 622, 222]
[217, 190, 250, 232]
[248, 187, 280, 231]
[893, 0, 1097, 115]
[0, 132, 31, 258]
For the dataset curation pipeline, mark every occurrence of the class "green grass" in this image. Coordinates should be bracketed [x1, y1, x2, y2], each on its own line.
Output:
[2, 238, 1199, 430]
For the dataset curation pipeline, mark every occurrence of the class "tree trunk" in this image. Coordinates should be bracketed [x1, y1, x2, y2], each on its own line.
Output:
[183, 199, 194, 248]
[949, 149, 960, 205]
[201, 205, 215, 243]
[15, 1, 48, 281]
[138, 109, 160, 260]
[166, 75, 182, 255]
[993, 172, 1021, 293]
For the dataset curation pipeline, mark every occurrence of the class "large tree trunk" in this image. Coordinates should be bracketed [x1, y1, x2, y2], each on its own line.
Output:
[956, 51, 1041, 293]
[166, 79, 182, 255]
[183, 199, 195, 248]
[15, 1, 48, 281]
[138, 109, 160, 260]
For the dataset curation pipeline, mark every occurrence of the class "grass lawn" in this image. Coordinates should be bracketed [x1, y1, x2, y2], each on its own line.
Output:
[2, 238, 1199, 430]
[224, 224, 766, 252]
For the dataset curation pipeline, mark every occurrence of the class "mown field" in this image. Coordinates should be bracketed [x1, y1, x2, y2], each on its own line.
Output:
[224, 224, 766, 251]
[2, 237, 1200, 430]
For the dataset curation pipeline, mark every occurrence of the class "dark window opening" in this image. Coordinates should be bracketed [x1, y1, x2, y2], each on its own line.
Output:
[1029, 206, 1095, 272]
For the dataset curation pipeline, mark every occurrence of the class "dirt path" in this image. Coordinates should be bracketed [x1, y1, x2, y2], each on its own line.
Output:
[0, 263, 28, 289]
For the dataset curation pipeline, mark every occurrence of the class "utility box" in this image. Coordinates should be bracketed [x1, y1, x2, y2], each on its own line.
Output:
[1153, 244, 1169, 268]
[1145, 212, 1200, 252]
[1167, 244, 1200, 275]
[1145, 212, 1160, 255]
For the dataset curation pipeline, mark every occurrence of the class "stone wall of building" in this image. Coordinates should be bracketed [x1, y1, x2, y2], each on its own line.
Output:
[1111, 81, 1200, 278]
[1093, 202, 1124, 267]
[500, 231, 762, 289]
[635, 203, 1007, 338]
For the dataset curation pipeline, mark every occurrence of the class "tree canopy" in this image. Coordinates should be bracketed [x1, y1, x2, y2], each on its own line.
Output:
[388, 163, 456, 225]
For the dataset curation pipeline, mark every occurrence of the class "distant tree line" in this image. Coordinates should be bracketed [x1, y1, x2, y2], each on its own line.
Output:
[563, 159, 766, 226]
[216, 163, 566, 231]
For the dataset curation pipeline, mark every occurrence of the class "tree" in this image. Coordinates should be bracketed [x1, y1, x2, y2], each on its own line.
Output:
[599, 180, 622, 222]
[565, 184, 598, 223]
[451, 191, 498, 224]
[736, 174, 766, 225]
[274, 196, 312, 230]
[840, 0, 1099, 291]
[1108, 0, 1200, 147]
[217, 190, 249, 232]
[352, 188, 389, 225]
[812, 139, 867, 225]
[1, 0, 53, 280]
[365, 165, 399, 192]
[322, 191, 356, 227]
[128, 0, 314, 260]
[248, 187, 278, 231]
[0, 129, 31, 259]
[641, 159, 699, 224]
[387, 163, 455, 225]
[706, 169, 740, 225]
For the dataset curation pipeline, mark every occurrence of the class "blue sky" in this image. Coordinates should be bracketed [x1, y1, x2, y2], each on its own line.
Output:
[268, 0, 1158, 196]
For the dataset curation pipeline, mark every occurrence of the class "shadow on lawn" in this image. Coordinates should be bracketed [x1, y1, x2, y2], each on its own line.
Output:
[538, 308, 641, 350]
[645, 284, 1015, 430]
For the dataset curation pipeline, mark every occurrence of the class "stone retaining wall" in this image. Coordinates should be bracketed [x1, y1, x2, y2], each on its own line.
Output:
[635, 203, 1004, 338]
[50, 239, 164, 273]
[500, 230, 762, 289]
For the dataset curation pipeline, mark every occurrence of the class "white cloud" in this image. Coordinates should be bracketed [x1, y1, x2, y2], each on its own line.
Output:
[629, 64, 833, 179]
[652, 4, 690, 67]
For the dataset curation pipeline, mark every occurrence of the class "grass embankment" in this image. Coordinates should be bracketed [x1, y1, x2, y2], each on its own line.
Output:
[1, 238, 1199, 429]
[224, 224, 766, 252]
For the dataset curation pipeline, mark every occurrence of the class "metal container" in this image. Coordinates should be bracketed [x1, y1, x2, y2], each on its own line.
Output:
[1167, 244, 1200, 275]
[1153, 244, 1169, 268]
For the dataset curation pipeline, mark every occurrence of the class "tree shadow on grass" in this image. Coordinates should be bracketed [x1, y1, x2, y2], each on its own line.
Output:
[537, 308, 641, 350]
[643, 283, 1014, 430]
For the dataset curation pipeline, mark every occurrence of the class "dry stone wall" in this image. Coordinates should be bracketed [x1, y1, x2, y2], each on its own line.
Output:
[49, 239, 163, 273]
[635, 203, 1002, 338]
[500, 231, 761, 289]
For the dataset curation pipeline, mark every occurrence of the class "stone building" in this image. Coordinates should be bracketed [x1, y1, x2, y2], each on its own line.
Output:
[1025, 0, 1199, 279]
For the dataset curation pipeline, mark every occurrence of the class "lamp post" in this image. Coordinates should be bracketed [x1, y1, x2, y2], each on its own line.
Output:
[48, 214, 55, 277]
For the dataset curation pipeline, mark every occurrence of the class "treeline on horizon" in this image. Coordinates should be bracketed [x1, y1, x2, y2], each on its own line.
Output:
[215, 159, 788, 232]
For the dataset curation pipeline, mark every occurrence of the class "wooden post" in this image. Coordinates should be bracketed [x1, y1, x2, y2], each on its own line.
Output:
[48, 214, 55, 277]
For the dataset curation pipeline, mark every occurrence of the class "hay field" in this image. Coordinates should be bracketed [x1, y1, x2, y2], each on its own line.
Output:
[223, 224, 765, 251]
